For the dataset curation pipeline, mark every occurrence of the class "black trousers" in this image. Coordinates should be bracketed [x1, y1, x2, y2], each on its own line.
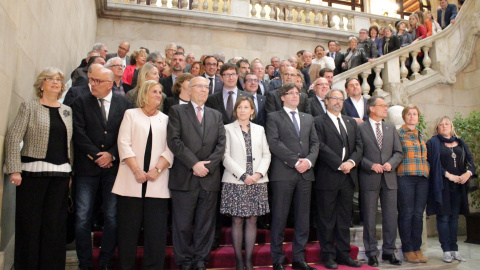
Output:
[117, 195, 168, 270]
[15, 175, 69, 270]
[316, 176, 354, 262]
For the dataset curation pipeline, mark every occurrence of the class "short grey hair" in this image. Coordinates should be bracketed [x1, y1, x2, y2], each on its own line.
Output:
[92, 43, 105, 51]
[366, 96, 385, 116]
[146, 52, 159, 63]
[165, 43, 177, 50]
[105, 57, 122, 68]
[348, 36, 358, 43]
[325, 89, 346, 99]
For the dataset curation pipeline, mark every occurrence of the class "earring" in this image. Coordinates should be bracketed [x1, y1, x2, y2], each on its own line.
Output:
[250, 114, 253, 120]
[41, 88, 44, 91]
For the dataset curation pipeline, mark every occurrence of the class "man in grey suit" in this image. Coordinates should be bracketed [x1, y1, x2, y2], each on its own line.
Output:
[267, 83, 319, 270]
[358, 96, 403, 267]
[167, 76, 226, 270]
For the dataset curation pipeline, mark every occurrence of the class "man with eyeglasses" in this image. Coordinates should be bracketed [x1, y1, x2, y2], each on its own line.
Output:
[266, 67, 310, 115]
[309, 77, 331, 117]
[313, 89, 363, 269]
[202, 56, 224, 95]
[105, 57, 126, 96]
[343, 78, 369, 124]
[206, 63, 252, 125]
[160, 52, 186, 97]
[358, 96, 403, 267]
[266, 83, 319, 270]
[164, 43, 177, 65]
[72, 67, 132, 270]
[106, 41, 130, 70]
[243, 72, 267, 127]
[64, 63, 104, 107]
[167, 76, 226, 270]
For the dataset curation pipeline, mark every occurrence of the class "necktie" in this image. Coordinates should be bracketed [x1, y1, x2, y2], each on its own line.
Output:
[99, 98, 107, 125]
[226, 91, 234, 120]
[321, 99, 326, 112]
[208, 77, 213, 94]
[196, 106, 202, 123]
[290, 111, 300, 137]
[331, 53, 335, 59]
[375, 123, 383, 149]
[338, 117, 348, 146]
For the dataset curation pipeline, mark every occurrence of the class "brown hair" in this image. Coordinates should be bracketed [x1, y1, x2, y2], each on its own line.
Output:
[233, 96, 256, 120]
[172, 73, 194, 95]
[401, 104, 421, 121]
[130, 50, 148, 65]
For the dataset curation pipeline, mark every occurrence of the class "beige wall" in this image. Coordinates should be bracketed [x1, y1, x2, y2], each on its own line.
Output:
[0, 0, 97, 265]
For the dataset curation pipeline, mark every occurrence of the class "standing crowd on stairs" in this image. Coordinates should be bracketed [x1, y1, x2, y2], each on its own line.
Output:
[4, 1, 473, 270]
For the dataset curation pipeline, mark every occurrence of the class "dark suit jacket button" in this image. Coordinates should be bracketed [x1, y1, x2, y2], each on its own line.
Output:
[253, 158, 255, 161]
[101, 144, 104, 148]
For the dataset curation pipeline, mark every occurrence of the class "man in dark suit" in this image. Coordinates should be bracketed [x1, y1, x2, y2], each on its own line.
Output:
[72, 68, 132, 270]
[314, 89, 363, 269]
[252, 62, 273, 95]
[358, 29, 379, 59]
[308, 68, 334, 99]
[106, 41, 130, 69]
[267, 83, 319, 270]
[243, 72, 267, 127]
[236, 59, 250, 91]
[160, 52, 186, 97]
[270, 60, 291, 90]
[73, 56, 106, 87]
[202, 56, 224, 95]
[438, 0, 458, 29]
[343, 78, 369, 123]
[64, 63, 104, 107]
[358, 96, 403, 267]
[266, 67, 310, 115]
[167, 76, 226, 270]
[309, 77, 330, 117]
[206, 63, 252, 125]
[327, 41, 345, 75]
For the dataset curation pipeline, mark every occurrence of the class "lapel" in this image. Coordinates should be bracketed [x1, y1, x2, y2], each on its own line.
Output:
[280, 109, 298, 138]
[345, 98, 360, 118]
[257, 95, 265, 112]
[275, 90, 283, 109]
[343, 115, 355, 147]
[363, 120, 381, 150]
[382, 121, 390, 148]
[107, 94, 120, 127]
[323, 113, 343, 142]
[87, 94, 106, 128]
[185, 102, 203, 137]
[202, 107, 215, 140]
[232, 121, 246, 152]
[312, 97, 325, 113]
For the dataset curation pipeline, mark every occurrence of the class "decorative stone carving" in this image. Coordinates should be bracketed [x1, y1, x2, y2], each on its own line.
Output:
[388, 82, 408, 106]
[438, 62, 457, 85]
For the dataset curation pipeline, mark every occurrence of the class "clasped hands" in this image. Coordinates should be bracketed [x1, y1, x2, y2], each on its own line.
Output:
[446, 171, 470, 184]
[95, 152, 113, 168]
[193, 161, 211, 178]
[134, 169, 162, 184]
[340, 160, 355, 174]
[371, 162, 392, 173]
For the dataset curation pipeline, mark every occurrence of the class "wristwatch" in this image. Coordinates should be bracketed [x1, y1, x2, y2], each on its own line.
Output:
[155, 166, 162, 173]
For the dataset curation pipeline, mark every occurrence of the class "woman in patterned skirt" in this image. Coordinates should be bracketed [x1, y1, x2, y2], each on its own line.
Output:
[220, 96, 271, 270]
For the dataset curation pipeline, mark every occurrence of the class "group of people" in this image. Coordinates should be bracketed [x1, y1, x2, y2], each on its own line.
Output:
[5, 1, 472, 270]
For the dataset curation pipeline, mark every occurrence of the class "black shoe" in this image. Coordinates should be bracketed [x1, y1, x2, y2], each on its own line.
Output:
[382, 253, 402, 265]
[323, 258, 338, 269]
[367, 255, 378, 267]
[100, 265, 113, 270]
[273, 263, 285, 270]
[210, 240, 219, 251]
[337, 258, 361, 268]
[292, 261, 316, 270]
[180, 264, 192, 270]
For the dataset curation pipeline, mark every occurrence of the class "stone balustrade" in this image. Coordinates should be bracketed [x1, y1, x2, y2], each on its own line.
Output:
[110, 0, 231, 13]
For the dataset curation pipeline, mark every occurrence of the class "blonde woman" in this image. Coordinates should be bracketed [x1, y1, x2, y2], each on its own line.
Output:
[126, 63, 167, 111]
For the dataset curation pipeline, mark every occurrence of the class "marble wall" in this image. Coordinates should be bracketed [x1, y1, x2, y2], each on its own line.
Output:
[0, 0, 97, 267]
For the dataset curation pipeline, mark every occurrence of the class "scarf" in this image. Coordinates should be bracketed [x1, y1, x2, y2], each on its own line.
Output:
[384, 37, 390, 54]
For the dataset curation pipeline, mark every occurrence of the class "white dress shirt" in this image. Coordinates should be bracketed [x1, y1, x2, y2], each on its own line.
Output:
[97, 90, 113, 120]
[350, 96, 365, 120]
[191, 100, 204, 119]
[369, 117, 383, 138]
[223, 88, 238, 109]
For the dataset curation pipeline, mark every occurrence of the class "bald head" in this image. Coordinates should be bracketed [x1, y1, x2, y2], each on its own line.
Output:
[282, 66, 297, 84]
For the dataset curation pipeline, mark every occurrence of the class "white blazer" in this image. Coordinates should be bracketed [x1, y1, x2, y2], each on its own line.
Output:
[222, 121, 271, 184]
[113, 108, 174, 198]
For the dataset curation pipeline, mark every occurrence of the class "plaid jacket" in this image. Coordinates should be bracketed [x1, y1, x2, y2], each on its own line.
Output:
[396, 125, 429, 177]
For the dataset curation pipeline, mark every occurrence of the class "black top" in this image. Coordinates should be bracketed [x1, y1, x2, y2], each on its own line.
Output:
[142, 126, 153, 198]
[440, 144, 463, 189]
[22, 105, 69, 165]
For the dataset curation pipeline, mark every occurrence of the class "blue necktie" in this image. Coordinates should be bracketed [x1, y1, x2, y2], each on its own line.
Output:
[290, 111, 300, 137]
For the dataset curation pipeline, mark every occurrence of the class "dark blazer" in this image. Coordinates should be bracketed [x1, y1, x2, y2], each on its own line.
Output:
[343, 97, 369, 122]
[73, 75, 89, 87]
[205, 90, 252, 125]
[265, 89, 311, 115]
[300, 68, 311, 88]
[167, 103, 226, 192]
[203, 74, 224, 95]
[251, 94, 267, 127]
[382, 36, 401, 55]
[343, 48, 369, 71]
[358, 120, 403, 191]
[106, 53, 130, 67]
[159, 75, 174, 97]
[328, 51, 345, 75]
[269, 78, 282, 90]
[309, 97, 326, 117]
[266, 110, 319, 182]
[257, 80, 274, 96]
[72, 92, 132, 176]
[314, 114, 363, 190]
[163, 95, 180, 115]
[437, 4, 458, 29]
[63, 85, 90, 107]
[357, 38, 379, 59]
[236, 78, 245, 91]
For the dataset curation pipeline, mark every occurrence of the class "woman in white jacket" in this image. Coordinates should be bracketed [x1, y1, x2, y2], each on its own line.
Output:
[220, 96, 271, 270]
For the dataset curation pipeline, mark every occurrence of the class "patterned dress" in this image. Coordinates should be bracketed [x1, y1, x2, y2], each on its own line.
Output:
[220, 125, 270, 217]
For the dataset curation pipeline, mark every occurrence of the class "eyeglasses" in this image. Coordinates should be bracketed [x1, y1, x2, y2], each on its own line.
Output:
[374, 104, 388, 108]
[245, 79, 259, 83]
[205, 63, 218, 66]
[44, 77, 62, 83]
[327, 97, 344, 102]
[223, 73, 237, 78]
[118, 46, 128, 51]
[191, 84, 209, 90]
[283, 73, 297, 77]
[285, 92, 300, 96]
[315, 83, 329, 87]
[111, 65, 123, 68]
[89, 77, 112, 85]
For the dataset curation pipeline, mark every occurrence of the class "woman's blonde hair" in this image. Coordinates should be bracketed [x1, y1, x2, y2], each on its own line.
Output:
[137, 80, 163, 108]
[433, 116, 458, 137]
[135, 63, 157, 91]
[33, 67, 66, 100]
[129, 50, 148, 65]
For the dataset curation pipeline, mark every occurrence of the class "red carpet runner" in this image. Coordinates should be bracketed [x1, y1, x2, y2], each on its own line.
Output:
[92, 228, 374, 269]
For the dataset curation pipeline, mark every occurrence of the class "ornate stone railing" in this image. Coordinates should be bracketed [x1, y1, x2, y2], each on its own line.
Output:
[109, 0, 231, 13]
[332, 0, 480, 106]
[249, 0, 400, 32]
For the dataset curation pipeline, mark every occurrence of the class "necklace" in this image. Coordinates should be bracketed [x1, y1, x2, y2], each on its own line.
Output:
[448, 146, 457, 168]
[142, 107, 157, 117]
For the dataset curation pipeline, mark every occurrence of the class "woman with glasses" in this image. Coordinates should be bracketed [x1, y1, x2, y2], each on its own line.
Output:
[5, 67, 72, 269]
